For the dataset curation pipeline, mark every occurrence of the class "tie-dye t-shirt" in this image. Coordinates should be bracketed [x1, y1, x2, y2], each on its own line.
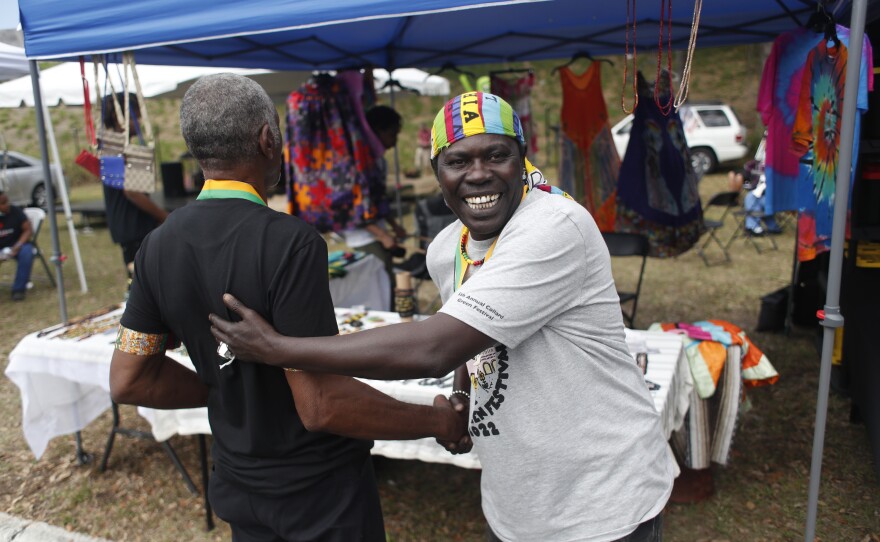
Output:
[757, 26, 872, 217]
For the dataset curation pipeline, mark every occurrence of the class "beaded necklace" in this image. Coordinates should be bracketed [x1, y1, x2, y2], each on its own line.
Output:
[459, 227, 497, 266]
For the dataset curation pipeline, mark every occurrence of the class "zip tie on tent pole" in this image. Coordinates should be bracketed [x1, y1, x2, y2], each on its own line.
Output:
[674, 0, 703, 111]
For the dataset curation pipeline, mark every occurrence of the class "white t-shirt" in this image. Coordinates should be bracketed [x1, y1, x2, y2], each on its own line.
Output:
[427, 189, 674, 542]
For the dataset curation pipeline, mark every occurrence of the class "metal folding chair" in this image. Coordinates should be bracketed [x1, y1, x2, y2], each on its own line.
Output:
[602, 232, 649, 328]
[697, 191, 740, 266]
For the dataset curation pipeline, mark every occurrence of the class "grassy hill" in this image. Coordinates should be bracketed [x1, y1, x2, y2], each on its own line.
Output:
[0, 43, 770, 191]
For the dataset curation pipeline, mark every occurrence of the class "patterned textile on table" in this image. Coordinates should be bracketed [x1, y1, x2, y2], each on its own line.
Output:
[327, 250, 366, 279]
[651, 320, 779, 468]
[791, 37, 871, 262]
[557, 63, 620, 231]
[616, 72, 703, 257]
[286, 73, 388, 233]
[757, 25, 873, 218]
[490, 71, 539, 157]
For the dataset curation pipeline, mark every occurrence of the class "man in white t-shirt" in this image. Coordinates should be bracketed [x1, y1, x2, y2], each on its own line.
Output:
[211, 92, 673, 541]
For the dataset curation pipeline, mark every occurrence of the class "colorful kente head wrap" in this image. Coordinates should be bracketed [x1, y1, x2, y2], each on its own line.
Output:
[431, 91, 525, 158]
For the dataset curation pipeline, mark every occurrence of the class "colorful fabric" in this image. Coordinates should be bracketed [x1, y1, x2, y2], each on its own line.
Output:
[286, 73, 388, 233]
[791, 38, 870, 262]
[757, 25, 872, 216]
[490, 72, 539, 155]
[197, 179, 266, 206]
[327, 250, 366, 279]
[115, 325, 170, 355]
[616, 72, 703, 257]
[652, 320, 779, 399]
[431, 91, 524, 158]
[558, 63, 620, 230]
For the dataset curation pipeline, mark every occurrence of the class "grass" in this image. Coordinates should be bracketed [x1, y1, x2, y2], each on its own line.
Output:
[0, 174, 879, 541]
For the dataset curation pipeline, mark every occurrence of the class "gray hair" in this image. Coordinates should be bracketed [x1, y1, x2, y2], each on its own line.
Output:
[180, 73, 281, 170]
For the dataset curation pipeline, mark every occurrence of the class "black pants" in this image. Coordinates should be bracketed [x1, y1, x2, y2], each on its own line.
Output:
[486, 513, 663, 542]
[209, 457, 385, 542]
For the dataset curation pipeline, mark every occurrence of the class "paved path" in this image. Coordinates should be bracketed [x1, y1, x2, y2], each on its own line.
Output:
[0, 513, 110, 542]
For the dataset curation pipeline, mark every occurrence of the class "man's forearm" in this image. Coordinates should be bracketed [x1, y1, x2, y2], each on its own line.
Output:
[264, 315, 493, 380]
[290, 372, 459, 441]
[110, 351, 209, 409]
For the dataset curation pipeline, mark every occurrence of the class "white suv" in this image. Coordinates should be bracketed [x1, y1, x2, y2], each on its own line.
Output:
[611, 102, 748, 176]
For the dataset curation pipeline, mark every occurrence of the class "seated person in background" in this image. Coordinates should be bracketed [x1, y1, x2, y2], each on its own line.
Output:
[210, 91, 673, 542]
[101, 93, 169, 281]
[0, 191, 34, 301]
[110, 73, 464, 541]
[727, 132, 781, 236]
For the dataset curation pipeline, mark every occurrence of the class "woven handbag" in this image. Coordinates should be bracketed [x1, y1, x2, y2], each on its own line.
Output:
[120, 53, 156, 193]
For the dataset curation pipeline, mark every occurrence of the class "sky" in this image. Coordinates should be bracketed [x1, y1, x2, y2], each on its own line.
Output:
[0, 0, 20, 30]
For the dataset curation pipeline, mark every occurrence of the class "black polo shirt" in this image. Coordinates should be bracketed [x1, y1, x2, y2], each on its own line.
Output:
[102, 185, 159, 245]
[121, 195, 371, 496]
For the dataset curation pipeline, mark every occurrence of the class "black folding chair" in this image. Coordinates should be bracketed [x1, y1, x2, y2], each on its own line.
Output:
[393, 194, 457, 313]
[696, 191, 740, 266]
[602, 232, 649, 328]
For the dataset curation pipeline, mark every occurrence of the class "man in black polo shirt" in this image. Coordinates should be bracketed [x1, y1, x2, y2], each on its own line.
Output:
[109, 74, 465, 541]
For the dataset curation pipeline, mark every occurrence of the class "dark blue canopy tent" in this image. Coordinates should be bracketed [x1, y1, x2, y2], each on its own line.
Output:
[16, 1, 874, 540]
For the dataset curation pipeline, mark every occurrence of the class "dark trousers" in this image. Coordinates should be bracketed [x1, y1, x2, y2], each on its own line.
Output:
[209, 456, 385, 542]
[486, 513, 663, 542]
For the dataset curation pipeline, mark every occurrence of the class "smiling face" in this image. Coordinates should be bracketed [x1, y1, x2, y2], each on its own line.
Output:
[435, 133, 525, 240]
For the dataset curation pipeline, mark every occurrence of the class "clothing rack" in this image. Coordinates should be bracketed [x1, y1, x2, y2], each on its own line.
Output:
[551, 51, 613, 74]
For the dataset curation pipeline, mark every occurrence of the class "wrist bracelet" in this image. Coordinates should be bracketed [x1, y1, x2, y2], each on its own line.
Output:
[450, 389, 470, 400]
[283, 367, 301, 373]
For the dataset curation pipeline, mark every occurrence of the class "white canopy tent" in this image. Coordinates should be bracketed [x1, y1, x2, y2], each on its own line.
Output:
[0, 42, 28, 81]
[0, 64, 449, 107]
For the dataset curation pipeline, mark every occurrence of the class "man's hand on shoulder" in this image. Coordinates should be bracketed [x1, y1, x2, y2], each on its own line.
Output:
[209, 293, 278, 364]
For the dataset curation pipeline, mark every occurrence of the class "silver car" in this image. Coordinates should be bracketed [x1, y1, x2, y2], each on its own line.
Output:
[0, 150, 62, 208]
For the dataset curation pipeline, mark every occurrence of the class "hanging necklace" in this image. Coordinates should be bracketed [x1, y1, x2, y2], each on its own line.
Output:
[621, 0, 639, 114]
[654, 0, 674, 116]
[674, 0, 703, 111]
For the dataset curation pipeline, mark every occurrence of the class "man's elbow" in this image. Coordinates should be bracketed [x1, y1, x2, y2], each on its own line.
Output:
[109, 379, 138, 405]
[296, 399, 336, 433]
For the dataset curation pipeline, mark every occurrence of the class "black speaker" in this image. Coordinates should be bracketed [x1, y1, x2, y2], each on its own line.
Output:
[161, 162, 186, 198]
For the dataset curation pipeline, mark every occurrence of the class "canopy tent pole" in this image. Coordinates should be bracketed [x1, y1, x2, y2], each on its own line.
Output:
[389, 81, 403, 222]
[41, 97, 88, 293]
[804, 0, 866, 539]
[29, 60, 67, 323]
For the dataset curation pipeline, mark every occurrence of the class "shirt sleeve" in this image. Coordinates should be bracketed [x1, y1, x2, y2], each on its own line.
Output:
[120, 232, 169, 336]
[757, 37, 780, 127]
[439, 205, 598, 350]
[791, 48, 816, 156]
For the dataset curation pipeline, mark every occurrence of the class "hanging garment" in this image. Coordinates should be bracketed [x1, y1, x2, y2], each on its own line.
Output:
[791, 37, 871, 262]
[556, 64, 620, 230]
[616, 72, 702, 257]
[490, 71, 539, 157]
[757, 25, 873, 216]
[286, 74, 388, 233]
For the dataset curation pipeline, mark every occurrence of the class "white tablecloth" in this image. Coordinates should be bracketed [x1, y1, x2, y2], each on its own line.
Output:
[5, 307, 688, 470]
[328, 254, 390, 312]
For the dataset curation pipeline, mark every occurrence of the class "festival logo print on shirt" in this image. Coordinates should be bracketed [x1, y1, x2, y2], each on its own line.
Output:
[467, 344, 510, 439]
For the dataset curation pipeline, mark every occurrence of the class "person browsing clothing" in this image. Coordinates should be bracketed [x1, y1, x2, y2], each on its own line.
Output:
[210, 92, 674, 542]
[109, 74, 465, 542]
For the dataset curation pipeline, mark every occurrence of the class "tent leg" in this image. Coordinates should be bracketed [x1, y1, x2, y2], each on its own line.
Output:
[389, 83, 403, 223]
[29, 60, 67, 324]
[804, 0, 866, 540]
[41, 98, 88, 293]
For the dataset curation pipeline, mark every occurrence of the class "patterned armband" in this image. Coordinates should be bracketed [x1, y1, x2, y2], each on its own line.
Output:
[115, 325, 170, 355]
